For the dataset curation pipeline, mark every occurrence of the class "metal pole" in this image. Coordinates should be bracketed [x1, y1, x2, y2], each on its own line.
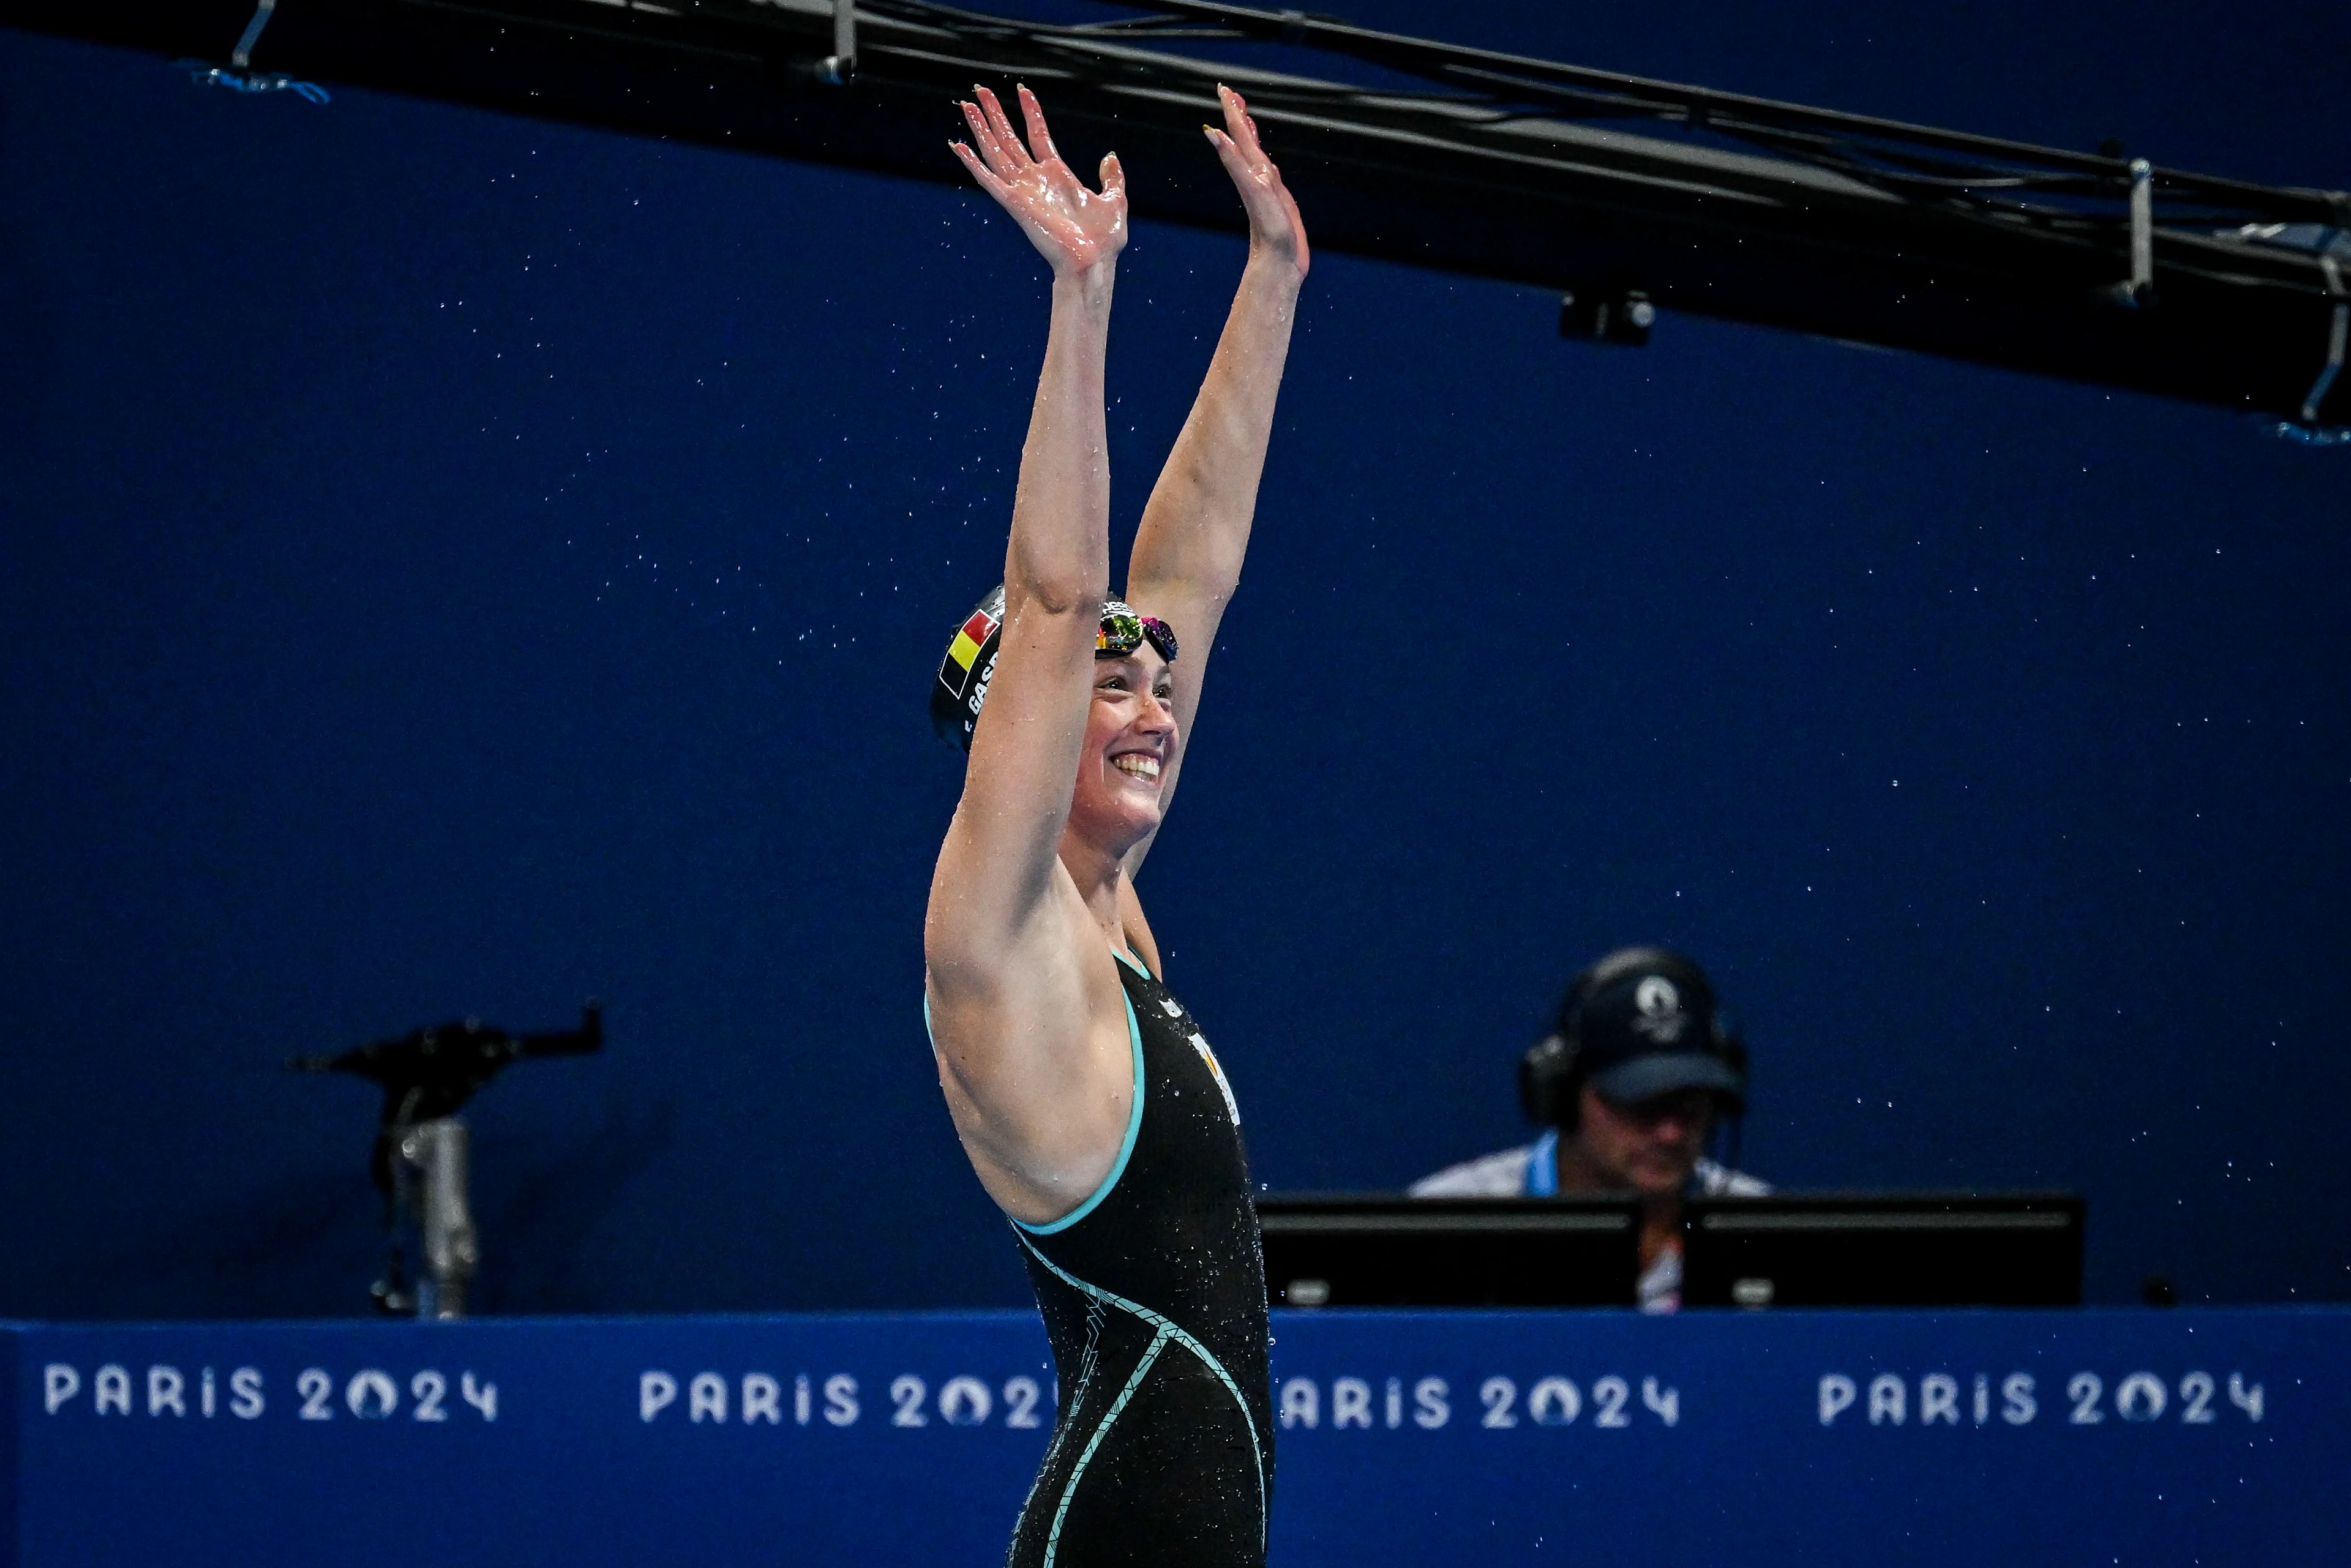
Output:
[399, 1118, 478, 1319]
[2301, 257, 2347, 426]
[817, 0, 856, 86]
[2105, 159, 2156, 307]
[2128, 160, 2155, 305]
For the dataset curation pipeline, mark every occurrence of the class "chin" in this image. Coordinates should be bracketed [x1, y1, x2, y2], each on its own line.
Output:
[1067, 787, 1163, 850]
[1632, 1167, 1692, 1198]
[1107, 797, 1165, 844]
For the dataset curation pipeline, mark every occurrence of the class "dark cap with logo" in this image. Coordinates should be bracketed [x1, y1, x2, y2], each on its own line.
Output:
[1558, 948, 1746, 1109]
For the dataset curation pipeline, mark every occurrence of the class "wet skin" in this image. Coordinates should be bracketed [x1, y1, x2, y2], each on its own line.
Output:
[1064, 647, 1179, 864]
[924, 83, 1307, 1228]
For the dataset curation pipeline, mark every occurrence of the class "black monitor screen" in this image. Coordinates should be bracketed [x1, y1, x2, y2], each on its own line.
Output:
[1257, 1195, 1642, 1308]
[1681, 1191, 2085, 1308]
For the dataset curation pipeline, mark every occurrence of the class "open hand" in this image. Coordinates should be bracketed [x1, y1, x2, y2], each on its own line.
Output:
[1204, 85, 1308, 277]
[951, 85, 1127, 277]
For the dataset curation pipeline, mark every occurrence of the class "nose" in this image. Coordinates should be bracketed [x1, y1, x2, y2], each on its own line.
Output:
[1138, 691, 1177, 733]
[1640, 1095, 1708, 1142]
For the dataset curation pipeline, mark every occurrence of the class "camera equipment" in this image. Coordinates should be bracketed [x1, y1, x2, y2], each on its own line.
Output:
[288, 1003, 601, 1318]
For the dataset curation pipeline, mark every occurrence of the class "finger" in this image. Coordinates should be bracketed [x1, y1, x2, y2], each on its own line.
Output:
[1204, 126, 1254, 191]
[975, 86, 1030, 167]
[1017, 84, 1062, 168]
[950, 139, 1002, 192]
[1218, 85, 1258, 153]
[959, 100, 1018, 179]
[950, 141, 1022, 213]
[970, 89, 1024, 172]
[1207, 119, 1272, 192]
[1098, 151, 1126, 202]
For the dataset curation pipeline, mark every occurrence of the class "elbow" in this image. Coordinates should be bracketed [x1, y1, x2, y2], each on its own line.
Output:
[1008, 574, 1109, 619]
[1006, 530, 1108, 615]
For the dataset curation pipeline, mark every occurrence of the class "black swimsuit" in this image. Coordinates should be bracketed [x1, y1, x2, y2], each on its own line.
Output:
[987, 951, 1272, 1567]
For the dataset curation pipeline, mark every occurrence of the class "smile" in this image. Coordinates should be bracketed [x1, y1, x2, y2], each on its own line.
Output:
[1111, 753, 1162, 781]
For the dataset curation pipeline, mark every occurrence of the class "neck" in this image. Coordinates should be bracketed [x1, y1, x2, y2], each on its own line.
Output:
[1553, 1135, 1687, 1269]
[1633, 1191, 1685, 1272]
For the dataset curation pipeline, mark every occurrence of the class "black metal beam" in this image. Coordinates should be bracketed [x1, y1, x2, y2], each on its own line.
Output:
[7, 0, 2345, 424]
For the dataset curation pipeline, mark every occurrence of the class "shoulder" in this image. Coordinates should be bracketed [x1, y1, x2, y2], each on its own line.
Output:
[1410, 1144, 1537, 1198]
[1693, 1158, 1771, 1196]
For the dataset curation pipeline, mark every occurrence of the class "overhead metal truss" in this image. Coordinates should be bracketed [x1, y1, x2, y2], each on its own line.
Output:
[10, 0, 2349, 426]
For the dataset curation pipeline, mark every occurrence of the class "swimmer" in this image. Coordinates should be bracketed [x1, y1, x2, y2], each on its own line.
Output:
[924, 83, 1307, 1567]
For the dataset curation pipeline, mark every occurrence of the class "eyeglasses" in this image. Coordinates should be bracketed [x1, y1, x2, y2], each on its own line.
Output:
[1096, 606, 1179, 662]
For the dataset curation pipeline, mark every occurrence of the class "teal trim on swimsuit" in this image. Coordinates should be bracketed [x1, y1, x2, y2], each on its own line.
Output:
[919, 959, 1146, 1238]
[1013, 1299, 1105, 1547]
[1013, 985, 1146, 1236]
[1111, 946, 1152, 979]
[1016, 1233, 1268, 1548]
[1044, 1325, 1172, 1568]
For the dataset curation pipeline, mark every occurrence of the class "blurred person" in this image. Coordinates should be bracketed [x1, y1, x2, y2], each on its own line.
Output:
[923, 83, 1307, 1567]
[1414, 948, 1767, 1311]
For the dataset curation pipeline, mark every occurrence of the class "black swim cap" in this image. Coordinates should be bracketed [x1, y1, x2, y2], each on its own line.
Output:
[931, 585, 1007, 751]
[929, 586, 1180, 752]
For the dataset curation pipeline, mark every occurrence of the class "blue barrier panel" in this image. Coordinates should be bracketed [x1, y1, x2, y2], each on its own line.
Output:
[7, 1308, 2342, 1566]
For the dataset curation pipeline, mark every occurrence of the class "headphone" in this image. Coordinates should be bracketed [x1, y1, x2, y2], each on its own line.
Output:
[1517, 947, 1748, 1134]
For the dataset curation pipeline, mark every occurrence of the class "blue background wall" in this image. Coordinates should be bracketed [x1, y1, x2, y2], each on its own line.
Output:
[1, 2, 2345, 1319]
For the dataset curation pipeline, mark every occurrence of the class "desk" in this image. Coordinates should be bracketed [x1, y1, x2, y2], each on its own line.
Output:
[6, 1307, 2340, 1564]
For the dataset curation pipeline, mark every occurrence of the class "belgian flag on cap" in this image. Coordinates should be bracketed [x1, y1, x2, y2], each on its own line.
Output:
[930, 584, 1007, 751]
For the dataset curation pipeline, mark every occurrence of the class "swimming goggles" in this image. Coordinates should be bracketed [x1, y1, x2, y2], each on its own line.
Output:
[1096, 600, 1179, 662]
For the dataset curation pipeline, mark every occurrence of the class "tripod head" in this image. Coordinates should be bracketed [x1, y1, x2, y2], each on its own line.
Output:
[289, 1003, 601, 1197]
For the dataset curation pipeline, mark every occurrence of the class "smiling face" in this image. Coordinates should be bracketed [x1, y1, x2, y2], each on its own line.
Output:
[1065, 646, 1178, 855]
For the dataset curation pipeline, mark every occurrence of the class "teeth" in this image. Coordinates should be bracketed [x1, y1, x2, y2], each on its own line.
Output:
[1112, 754, 1161, 779]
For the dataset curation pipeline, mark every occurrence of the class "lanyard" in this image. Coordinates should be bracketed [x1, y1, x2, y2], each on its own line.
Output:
[1526, 1129, 1559, 1196]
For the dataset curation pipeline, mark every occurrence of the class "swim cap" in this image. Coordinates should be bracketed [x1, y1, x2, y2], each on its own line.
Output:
[931, 585, 1007, 750]
[930, 587, 1180, 751]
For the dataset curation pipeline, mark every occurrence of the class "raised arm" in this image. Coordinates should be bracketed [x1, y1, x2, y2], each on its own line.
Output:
[1122, 86, 1310, 858]
[925, 88, 1139, 1219]
[929, 86, 1127, 989]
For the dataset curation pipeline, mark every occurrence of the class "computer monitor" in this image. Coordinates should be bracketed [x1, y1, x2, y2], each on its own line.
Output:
[1680, 1191, 2084, 1308]
[1256, 1194, 1643, 1308]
